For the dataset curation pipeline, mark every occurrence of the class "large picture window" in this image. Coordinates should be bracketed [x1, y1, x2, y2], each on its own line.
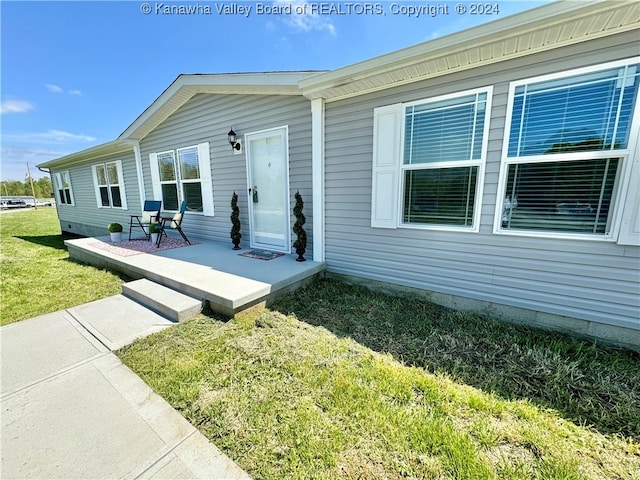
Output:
[92, 161, 126, 209]
[150, 142, 214, 216]
[401, 90, 489, 228]
[498, 59, 639, 238]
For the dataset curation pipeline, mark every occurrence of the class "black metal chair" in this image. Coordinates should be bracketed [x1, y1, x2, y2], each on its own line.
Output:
[156, 200, 190, 247]
[129, 200, 162, 240]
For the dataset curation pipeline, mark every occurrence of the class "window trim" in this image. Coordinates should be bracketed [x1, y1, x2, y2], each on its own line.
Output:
[91, 160, 127, 210]
[54, 170, 74, 206]
[149, 142, 214, 216]
[494, 57, 640, 242]
[398, 86, 492, 232]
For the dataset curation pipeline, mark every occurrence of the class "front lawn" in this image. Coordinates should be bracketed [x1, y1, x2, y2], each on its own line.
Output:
[0, 208, 124, 325]
[119, 280, 640, 480]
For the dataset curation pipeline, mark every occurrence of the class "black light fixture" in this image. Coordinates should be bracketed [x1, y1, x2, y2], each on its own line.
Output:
[228, 128, 241, 151]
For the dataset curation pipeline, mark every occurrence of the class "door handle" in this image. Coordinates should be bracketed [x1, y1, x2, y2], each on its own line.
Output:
[249, 186, 258, 203]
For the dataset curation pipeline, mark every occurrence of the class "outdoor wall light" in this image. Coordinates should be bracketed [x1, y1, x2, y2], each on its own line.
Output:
[228, 128, 241, 151]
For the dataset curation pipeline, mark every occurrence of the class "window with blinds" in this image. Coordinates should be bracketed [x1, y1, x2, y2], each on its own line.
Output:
[500, 60, 639, 236]
[177, 146, 203, 212]
[156, 146, 204, 213]
[158, 151, 179, 211]
[402, 90, 488, 228]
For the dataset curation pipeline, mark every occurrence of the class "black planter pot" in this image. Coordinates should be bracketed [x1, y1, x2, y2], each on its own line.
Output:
[295, 246, 306, 262]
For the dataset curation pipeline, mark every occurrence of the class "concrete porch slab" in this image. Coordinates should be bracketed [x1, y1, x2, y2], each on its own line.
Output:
[66, 237, 325, 317]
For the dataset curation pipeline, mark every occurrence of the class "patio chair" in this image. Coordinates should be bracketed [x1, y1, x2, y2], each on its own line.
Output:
[129, 200, 162, 241]
[156, 200, 191, 247]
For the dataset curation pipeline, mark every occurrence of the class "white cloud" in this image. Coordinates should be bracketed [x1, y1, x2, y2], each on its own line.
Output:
[0, 99, 34, 115]
[0, 145, 68, 180]
[274, 1, 337, 35]
[45, 83, 64, 94]
[4, 130, 96, 144]
[45, 84, 83, 96]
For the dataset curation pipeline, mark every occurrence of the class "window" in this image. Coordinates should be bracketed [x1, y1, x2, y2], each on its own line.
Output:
[371, 88, 491, 230]
[402, 91, 488, 227]
[149, 143, 214, 216]
[497, 59, 639, 238]
[54, 171, 74, 206]
[157, 151, 179, 210]
[92, 161, 126, 209]
[177, 146, 203, 212]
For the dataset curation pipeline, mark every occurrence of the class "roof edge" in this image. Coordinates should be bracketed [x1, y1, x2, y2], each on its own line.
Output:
[119, 71, 324, 141]
[299, 0, 632, 98]
[37, 140, 134, 170]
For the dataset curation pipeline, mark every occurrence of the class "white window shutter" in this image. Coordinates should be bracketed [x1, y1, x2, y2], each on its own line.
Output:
[91, 165, 103, 208]
[197, 142, 214, 216]
[149, 153, 163, 203]
[371, 104, 402, 228]
[114, 160, 128, 210]
[618, 151, 640, 246]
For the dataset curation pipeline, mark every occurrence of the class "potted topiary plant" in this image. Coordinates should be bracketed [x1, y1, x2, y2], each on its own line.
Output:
[230, 191, 242, 250]
[292, 191, 307, 262]
[107, 222, 123, 243]
[149, 222, 160, 244]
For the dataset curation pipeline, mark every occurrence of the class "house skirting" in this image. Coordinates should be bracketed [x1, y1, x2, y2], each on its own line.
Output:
[61, 221, 108, 239]
[327, 272, 640, 353]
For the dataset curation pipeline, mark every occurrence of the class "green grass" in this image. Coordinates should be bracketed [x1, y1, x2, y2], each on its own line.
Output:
[0, 208, 125, 325]
[4, 207, 638, 478]
[118, 280, 640, 480]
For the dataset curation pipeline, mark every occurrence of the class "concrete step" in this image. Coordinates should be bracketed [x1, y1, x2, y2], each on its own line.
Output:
[122, 279, 202, 323]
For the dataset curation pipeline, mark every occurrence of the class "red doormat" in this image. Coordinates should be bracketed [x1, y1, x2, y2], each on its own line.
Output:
[89, 238, 197, 257]
[238, 249, 285, 261]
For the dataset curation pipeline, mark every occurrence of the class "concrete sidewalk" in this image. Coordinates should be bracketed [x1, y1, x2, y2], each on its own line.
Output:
[0, 296, 251, 479]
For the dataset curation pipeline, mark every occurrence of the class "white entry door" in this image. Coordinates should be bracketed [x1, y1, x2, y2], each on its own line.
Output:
[245, 126, 290, 252]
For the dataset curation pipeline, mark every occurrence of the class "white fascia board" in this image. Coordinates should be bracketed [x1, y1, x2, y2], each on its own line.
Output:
[299, 0, 626, 99]
[179, 72, 322, 91]
[37, 140, 133, 170]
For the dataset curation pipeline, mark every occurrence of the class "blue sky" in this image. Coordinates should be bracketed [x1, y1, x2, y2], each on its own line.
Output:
[1, 0, 550, 180]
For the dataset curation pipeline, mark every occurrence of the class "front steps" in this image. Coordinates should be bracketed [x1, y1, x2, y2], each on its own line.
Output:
[122, 279, 202, 323]
[66, 237, 326, 319]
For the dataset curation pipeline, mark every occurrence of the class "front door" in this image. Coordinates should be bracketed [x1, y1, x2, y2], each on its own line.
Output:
[245, 126, 290, 252]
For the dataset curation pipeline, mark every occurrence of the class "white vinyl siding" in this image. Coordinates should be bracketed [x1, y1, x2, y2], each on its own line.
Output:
[496, 58, 640, 240]
[91, 160, 127, 209]
[149, 142, 214, 216]
[53, 150, 140, 237]
[371, 88, 491, 231]
[139, 93, 313, 252]
[323, 33, 639, 333]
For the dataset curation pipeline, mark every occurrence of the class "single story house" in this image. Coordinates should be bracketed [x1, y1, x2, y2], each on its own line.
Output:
[39, 0, 640, 350]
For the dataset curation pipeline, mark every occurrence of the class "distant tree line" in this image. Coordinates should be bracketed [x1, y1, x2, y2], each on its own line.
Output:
[1, 177, 53, 199]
